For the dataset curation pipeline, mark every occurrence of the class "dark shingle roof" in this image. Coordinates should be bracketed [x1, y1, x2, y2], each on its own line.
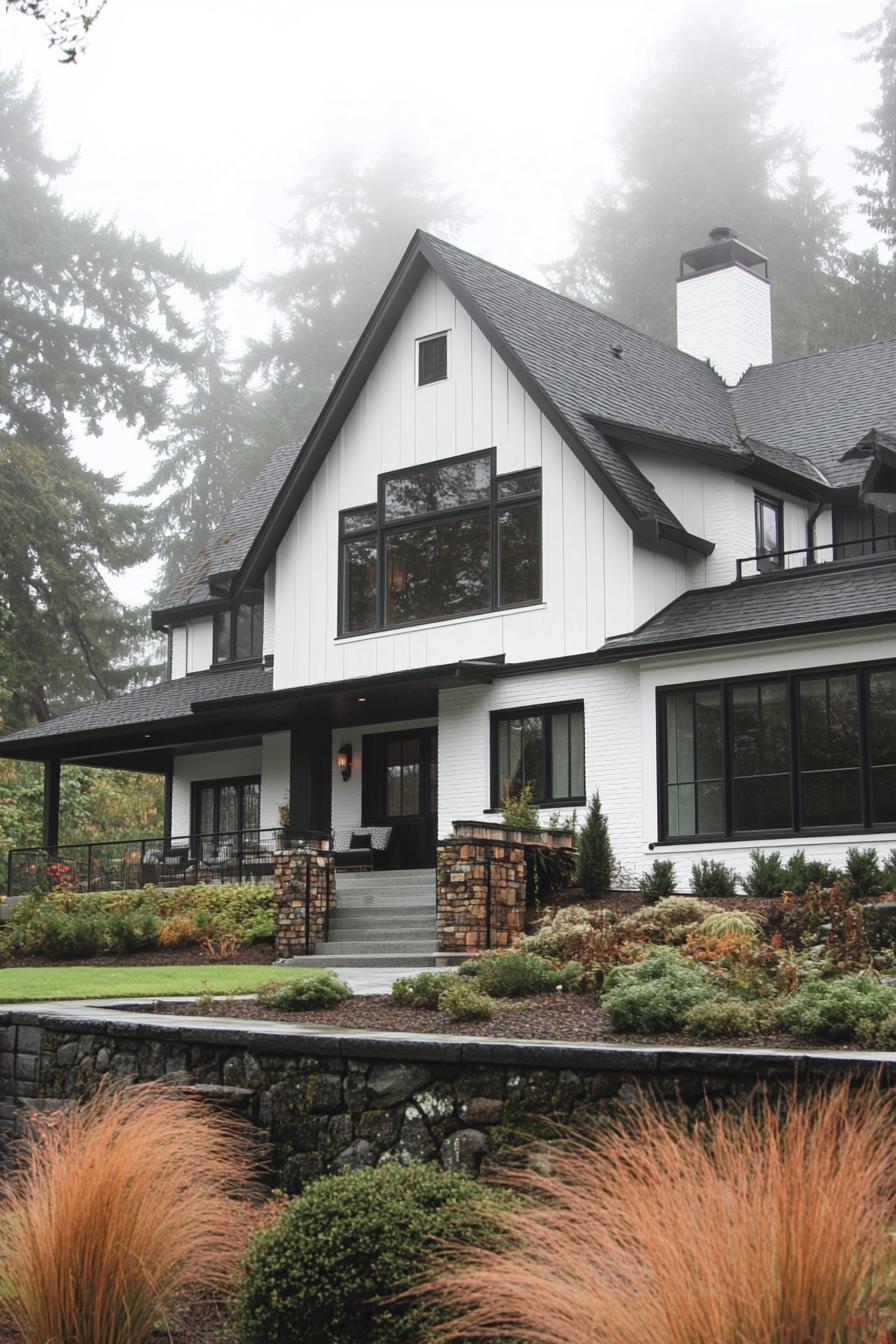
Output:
[0, 665, 274, 747]
[601, 560, 896, 658]
[730, 342, 896, 490]
[422, 234, 741, 528]
[157, 441, 303, 610]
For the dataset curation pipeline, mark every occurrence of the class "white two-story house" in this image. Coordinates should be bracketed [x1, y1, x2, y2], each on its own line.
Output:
[3, 226, 896, 890]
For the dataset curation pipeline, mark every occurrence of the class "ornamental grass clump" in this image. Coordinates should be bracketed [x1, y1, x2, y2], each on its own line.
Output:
[0, 1082, 261, 1344]
[419, 1081, 896, 1344]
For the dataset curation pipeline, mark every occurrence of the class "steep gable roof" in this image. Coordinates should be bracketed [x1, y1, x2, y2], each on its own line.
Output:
[729, 341, 896, 490]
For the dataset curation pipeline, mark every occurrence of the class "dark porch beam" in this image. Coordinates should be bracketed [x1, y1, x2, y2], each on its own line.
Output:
[42, 759, 61, 849]
[289, 724, 332, 840]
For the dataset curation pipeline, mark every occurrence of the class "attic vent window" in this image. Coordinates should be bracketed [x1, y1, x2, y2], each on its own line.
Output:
[417, 332, 448, 386]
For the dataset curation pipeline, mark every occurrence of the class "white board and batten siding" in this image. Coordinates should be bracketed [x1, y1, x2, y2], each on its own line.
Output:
[271, 266, 635, 693]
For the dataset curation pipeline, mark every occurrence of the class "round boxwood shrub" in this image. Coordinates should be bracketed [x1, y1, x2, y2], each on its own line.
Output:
[238, 1163, 513, 1344]
[471, 950, 580, 997]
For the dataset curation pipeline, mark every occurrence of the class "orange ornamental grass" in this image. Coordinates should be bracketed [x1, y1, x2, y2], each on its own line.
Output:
[0, 1082, 262, 1344]
[420, 1081, 896, 1344]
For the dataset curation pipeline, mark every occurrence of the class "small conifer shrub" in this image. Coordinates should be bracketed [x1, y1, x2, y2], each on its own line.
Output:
[576, 791, 614, 897]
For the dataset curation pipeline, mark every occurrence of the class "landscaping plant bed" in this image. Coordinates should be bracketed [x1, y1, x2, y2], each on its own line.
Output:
[3, 941, 276, 969]
[150, 991, 864, 1052]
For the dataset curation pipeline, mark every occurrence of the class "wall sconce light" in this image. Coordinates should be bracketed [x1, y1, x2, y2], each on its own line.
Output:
[336, 742, 353, 782]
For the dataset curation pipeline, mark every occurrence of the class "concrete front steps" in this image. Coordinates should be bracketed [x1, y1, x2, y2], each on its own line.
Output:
[291, 868, 439, 969]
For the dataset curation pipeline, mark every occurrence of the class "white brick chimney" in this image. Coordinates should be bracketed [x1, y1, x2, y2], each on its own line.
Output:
[676, 227, 772, 385]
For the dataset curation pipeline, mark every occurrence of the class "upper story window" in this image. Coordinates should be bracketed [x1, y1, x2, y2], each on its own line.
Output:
[339, 449, 541, 635]
[417, 332, 449, 386]
[213, 600, 263, 664]
[658, 660, 896, 842]
[754, 492, 783, 572]
[492, 702, 586, 807]
[833, 503, 896, 559]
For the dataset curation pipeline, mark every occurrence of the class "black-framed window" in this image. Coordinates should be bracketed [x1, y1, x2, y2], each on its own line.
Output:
[658, 661, 896, 841]
[833, 504, 896, 559]
[492, 702, 585, 806]
[338, 449, 541, 634]
[417, 332, 448, 386]
[754, 492, 783, 572]
[191, 776, 261, 840]
[213, 600, 263, 663]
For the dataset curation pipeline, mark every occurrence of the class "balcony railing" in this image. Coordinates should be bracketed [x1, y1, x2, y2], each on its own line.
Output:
[5, 827, 309, 900]
[735, 536, 896, 582]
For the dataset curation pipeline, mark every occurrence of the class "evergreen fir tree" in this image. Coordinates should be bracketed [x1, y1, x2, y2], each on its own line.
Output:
[139, 301, 258, 599]
[0, 68, 224, 727]
[576, 791, 614, 898]
[245, 142, 465, 452]
[551, 21, 851, 360]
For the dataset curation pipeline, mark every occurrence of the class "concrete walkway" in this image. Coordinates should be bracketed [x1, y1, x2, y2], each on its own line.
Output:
[337, 964, 452, 995]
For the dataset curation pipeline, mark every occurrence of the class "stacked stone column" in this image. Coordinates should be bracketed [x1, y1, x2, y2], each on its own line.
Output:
[436, 838, 526, 953]
[273, 841, 336, 958]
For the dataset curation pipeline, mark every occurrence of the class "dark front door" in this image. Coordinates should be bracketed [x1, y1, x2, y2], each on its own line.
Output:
[362, 728, 438, 868]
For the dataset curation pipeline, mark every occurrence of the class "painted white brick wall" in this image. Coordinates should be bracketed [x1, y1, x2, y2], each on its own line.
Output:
[438, 665, 642, 877]
[330, 717, 438, 830]
[170, 744, 264, 837]
[676, 266, 772, 386]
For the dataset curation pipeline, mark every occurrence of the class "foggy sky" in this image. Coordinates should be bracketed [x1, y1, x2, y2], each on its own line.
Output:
[1, 0, 884, 607]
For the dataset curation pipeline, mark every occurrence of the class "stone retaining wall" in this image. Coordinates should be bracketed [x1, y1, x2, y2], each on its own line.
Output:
[273, 844, 336, 958]
[2, 1004, 894, 1193]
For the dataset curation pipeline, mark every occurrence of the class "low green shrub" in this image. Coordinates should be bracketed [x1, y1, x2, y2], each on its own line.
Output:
[637, 858, 676, 905]
[437, 977, 495, 1022]
[699, 910, 761, 939]
[781, 850, 842, 896]
[880, 849, 896, 895]
[601, 948, 716, 1032]
[857, 1011, 896, 1050]
[683, 997, 770, 1037]
[620, 896, 719, 945]
[255, 971, 352, 1011]
[390, 970, 448, 1008]
[500, 782, 539, 829]
[239, 1164, 513, 1344]
[520, 905, 597, 960]
[775, 973, 896, 1041]
[470, 950, 579, 998]
[845, 847, 884, 899]
[741, 850, 786, 900]
[690, 859, 738, 901]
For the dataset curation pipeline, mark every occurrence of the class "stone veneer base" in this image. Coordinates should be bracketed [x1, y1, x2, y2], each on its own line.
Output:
[2, 1000, 895, 1192]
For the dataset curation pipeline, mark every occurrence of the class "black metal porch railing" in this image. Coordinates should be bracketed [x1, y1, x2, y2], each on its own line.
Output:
[5, 827, 299, 900]
[735, 535, 896, 582]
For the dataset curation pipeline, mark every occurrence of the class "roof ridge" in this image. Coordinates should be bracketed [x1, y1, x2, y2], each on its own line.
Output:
[418, 231, 729, 382]
[736, 336, 896, 380]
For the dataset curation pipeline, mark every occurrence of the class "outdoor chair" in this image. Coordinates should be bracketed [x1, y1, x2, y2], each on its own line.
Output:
[331, 826, 394, 871]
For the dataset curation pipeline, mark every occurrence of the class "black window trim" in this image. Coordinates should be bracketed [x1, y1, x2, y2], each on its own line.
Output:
[416, 330, 450, 387]
[337, 447, 543, 637]
[213, 596, 264, 665]
[490, 699, 586, 808]
[753, 490, 784, 573]
[190, 774, 262, 839]
[655, 655, 896, 845]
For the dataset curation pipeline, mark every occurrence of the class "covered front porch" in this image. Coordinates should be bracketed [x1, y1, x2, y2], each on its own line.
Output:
[0, 658, 502, 897]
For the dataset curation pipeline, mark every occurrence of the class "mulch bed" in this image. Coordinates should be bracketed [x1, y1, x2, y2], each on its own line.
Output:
[150, 991, 854, 1053]
[1, 942, 276, 970]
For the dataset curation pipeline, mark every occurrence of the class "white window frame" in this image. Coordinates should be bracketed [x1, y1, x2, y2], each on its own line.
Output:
[415, 330, 451, 388]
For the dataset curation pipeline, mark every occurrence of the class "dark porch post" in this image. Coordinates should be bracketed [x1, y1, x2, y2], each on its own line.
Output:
[42, 759, 61, 850]
[289, 723, 332, 842]
[163, 764, 174, 842]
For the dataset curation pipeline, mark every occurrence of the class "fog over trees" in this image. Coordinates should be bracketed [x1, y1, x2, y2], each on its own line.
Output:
[0, 1, 893, 730]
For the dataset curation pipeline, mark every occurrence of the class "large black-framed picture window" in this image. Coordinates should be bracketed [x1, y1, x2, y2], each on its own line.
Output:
[492, 702, 585, 807]
[658, 661, 896, 841]
[338, 449, 541, 635]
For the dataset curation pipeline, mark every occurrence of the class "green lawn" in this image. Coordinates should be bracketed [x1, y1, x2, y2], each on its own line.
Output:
[0, 964, 320, 1003]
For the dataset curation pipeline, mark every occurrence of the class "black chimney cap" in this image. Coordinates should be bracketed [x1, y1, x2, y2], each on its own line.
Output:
[679, 228, 769, 282]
